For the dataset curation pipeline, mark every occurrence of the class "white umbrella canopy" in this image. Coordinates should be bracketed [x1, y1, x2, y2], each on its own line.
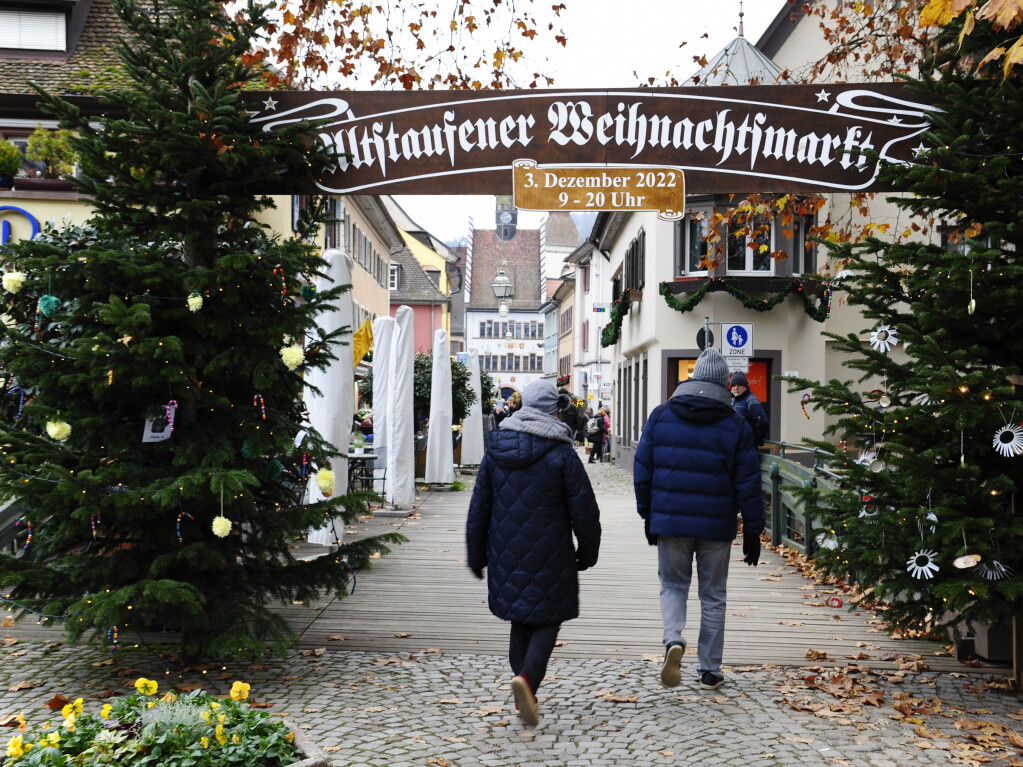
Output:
[460, 348, 484, 465]
[388, 306, 415, 509]
[370, 316, 394, 494]
[306, 248, 354, 545]
[424, 328, 454, 484]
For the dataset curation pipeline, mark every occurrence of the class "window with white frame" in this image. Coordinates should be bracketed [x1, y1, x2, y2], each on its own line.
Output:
[389, 264, 399, 291]
[725, 216, 773, 275]
[787, 214, 816, 275]
[675, 211, 712, 276]
[0, 10, 67, 51]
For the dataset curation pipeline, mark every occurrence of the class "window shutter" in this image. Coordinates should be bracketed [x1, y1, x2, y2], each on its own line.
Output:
[0, 10, 67, 51]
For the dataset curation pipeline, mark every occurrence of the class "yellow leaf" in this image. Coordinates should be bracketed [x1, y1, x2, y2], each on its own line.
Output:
[1003, 35, 1023, 79]
[959, 10, 976, 49]
[920, 0, 956, 26]
[977, 0, 1023, 30]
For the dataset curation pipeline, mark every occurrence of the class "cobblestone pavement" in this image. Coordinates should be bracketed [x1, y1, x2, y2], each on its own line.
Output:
[1, 639, 1019, 767]
[3, 451, 1021, 766]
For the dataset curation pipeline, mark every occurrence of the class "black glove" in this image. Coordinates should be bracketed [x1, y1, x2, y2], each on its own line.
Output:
[471, 567, 484, 580]
[644, 516, 658, 546]
[576, 553, 590, 572]
[742, 531, 761, 566]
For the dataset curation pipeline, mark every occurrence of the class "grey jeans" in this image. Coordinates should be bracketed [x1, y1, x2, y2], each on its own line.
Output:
[657, 535, 731, 676]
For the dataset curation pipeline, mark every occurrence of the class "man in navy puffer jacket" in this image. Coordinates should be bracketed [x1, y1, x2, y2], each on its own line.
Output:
[634, 347, 764, 692]
[466, 379, 601, 728]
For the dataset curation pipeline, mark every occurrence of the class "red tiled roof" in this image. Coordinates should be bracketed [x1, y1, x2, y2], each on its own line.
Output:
[468, 228, 541, 311]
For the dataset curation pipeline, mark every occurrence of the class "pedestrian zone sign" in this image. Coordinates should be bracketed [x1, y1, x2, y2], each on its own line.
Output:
[721, 323, 753, 373]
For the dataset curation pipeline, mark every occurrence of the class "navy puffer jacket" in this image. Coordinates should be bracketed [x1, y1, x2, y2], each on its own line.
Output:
[634, 382, 764, 541]
[466, 429, 601, 625]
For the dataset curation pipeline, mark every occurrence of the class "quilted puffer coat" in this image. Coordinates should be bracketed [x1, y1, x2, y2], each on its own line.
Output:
[634, 382, 764, 541]
[466, 429, 601, 625]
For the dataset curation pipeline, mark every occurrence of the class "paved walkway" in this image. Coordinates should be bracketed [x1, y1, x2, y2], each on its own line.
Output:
[1, 453, 1020, 766]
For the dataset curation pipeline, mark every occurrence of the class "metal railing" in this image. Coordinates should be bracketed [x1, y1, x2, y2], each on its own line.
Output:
[759, 441, 844, 556]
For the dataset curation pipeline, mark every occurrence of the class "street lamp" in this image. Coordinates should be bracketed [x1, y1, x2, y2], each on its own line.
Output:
[492, 261, 513, 321]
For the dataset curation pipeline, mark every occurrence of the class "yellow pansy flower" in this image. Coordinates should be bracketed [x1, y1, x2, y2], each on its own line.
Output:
[229, 681, 250, 700]
[160, 692, 178, 703]
[217, 713, 226, 725]
[60, 698, 83, 719]
[63, 712, 77, 732]
[232, 734, 240, 744]
[215, 724, 227, 746]
[14, 712, 25, 732]
[200, 736, 209, 749]
[200, 710, 211, 723]
[209, 700, 221, 711]
[100, 704, 112, 720]
[6, 734, 26, 759]
[285, 732, 294, 744]
[134, 678, 158, 696]
[46, 731, 59, 747]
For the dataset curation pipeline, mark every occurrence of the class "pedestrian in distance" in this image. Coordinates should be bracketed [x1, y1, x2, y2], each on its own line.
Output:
[587, 407, 608, 463]
[495, 391, 521, 427]
[729, 370, 769, 447]
[634, 347, 765, 691]
[466, 379, 601, 728]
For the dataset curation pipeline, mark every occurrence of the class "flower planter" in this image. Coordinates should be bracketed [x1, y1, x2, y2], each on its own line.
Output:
[626, 289, 643, 302]
[12, 177, 76, 192]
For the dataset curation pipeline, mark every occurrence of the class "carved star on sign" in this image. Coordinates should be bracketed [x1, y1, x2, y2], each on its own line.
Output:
[263, 96, 278, 111]
[117, 335, 133, 346]
[815, 89, 830, 102]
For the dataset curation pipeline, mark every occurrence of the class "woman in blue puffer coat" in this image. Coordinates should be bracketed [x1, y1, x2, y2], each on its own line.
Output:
[466, 379, 601, 728]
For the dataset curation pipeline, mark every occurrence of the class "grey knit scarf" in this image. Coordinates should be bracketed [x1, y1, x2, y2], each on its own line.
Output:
[500, 406, 574, 444]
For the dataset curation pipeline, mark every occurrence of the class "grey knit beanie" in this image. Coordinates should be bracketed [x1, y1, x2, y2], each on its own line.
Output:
[521, 379, 560, 414]
[692, 347, 729, 388]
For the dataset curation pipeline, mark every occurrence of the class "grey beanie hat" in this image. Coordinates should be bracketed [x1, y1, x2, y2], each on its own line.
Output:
[692, 347, 729, 388]
[730, 370, 749, 389]
[521, 379, 561, 414]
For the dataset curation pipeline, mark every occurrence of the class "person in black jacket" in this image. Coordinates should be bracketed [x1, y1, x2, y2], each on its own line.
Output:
[588, 407, 608, 463]
[729, 371, 769, 447]
[466, 379, 601, 728]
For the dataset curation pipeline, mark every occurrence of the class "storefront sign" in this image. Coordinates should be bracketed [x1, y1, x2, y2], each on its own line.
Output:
[242, 83, 935, 196]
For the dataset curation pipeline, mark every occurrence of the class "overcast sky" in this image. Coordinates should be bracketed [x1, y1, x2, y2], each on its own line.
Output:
[393, 0, 786, 244]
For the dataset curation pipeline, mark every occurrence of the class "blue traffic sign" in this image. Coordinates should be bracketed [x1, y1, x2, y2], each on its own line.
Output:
[725, 325, 748, 348]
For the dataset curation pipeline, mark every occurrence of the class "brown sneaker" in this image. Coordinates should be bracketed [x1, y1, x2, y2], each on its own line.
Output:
[511, 674, 539, 728]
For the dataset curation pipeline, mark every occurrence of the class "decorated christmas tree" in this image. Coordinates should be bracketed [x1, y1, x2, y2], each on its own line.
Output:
[0, 0, 403, 659]
[790, 8, 1023, 639]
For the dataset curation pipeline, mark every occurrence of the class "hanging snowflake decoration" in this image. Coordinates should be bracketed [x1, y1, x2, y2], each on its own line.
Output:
[815, 532, 839, 550]
[992, 424, 1023, 457]
[868, 325, 899, 353]
[977, 560, 1012, 581]
[907, 549, 940, 579]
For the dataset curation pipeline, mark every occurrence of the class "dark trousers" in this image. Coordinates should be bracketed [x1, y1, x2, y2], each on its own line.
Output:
[589, 436, 603, 462]
[509, 622, 560, 692]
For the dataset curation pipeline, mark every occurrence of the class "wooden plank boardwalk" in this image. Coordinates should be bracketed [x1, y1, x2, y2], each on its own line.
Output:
[277, 487, 987, 674]
[3, 482, 996, 674]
